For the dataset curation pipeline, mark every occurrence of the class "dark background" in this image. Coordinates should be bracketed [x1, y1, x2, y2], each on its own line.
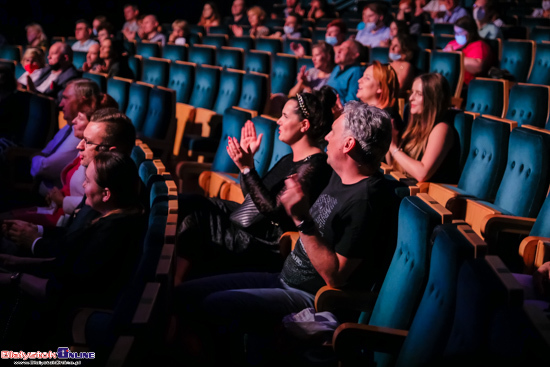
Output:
[0, 0, 282, 45]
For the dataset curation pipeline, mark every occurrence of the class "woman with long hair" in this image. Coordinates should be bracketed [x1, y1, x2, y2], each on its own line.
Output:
[176, 88, 336, 282]
[198, 2, 221, 31]
[389, 33, 419, 93]
[388, 73, 460, 183]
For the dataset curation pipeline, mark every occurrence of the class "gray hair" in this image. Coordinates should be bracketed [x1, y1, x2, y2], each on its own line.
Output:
[343, 101, 392, 166]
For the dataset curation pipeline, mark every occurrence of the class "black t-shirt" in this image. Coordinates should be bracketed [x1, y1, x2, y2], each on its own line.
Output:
[280, 170, 400, 295]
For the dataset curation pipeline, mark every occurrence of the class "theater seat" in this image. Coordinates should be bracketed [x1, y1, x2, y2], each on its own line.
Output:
[244, 50, 271, 74]
[370, 47, 390, 64]
[506, 83, 550, 128]
[125, 81, 152, 132]
[500, 39, 535, 83]
[107, 76, 132, 111]
[73, 51, 87, 70]
[168, 60, 195, 104]
[216, 46, 244, 70]
[255, 37, 282, 54]
[237, 71, 269, 115]
[271, 53, 297, 95]
[188, 44, 216, 66]
[527, 42, 550, 86]
[429, 50, 464, 98]
[228, 36, 255, 52]
[530, 26, 550, 44]
[140, 86, 176, 162]
[0, 44, 22, 62]
[465, 78, 508, 118]
[135, 40, 161, 58]
[140, 57, 170, 87]
[202, 34, 228, 49]
[161, 43, 188, 62]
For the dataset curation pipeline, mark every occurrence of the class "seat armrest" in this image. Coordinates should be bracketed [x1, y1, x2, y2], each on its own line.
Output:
[519, 236, 549, 273]
[279, 231, 300, 258]
[333, 323, 408, 357]
[315, 286, 378, 314]
[175, 161, 213, 194]
[482, 214, 536, 247]
[72, 308, 114, 345]
[446, 197, 501, 237]
[535, 239, 550, 268]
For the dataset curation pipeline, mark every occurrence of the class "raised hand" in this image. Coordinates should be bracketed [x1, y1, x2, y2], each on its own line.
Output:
[290, 42, 305, 58]
[240, 120, 263, 156]
[227, 135, 254, 172]
[280, 175, 309, 223]
[296, 65, 307, 84]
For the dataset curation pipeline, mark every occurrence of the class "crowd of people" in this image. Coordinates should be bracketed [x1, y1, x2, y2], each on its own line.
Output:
[0, 0, 548, 365]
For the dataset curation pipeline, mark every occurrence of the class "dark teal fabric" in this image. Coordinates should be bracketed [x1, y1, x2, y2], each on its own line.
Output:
[465, 79, 505, 117]
[168, 61, 195, 104]
[506, 84, 549, 128]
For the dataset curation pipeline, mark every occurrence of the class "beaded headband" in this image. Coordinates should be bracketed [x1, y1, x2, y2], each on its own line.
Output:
[296, 93, 310, 119]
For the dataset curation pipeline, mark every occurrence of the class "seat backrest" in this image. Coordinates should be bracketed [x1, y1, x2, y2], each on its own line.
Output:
[530, 193, 550, 237]
[267, 128, 292, 171]
[211, 107, 254, 172]
[370, 47, 390, 64]
[527, 42, 550, 86]
[416, 33, 434, 50]
[429, 51, 464, 98]
[190, 25, 205, 35]
[135, 41, 161, 58]
[500, 40, 534, 83]
[271, 53, 297, 95]
[82, 71, 107, 92]
[140, 57, 170, 87]
[228, 36, 255, 52]
[125, 82, 151, 132]
[209, 25, 230, 35]
[501, 25, 528, 40]
[131, 143, 153, 168]
[435, 34, 454, 50]
[168, 61, 195, 104]
[484, 38, 502, 61]
[297, 55, 313, 72]
[412, 49, 431, 74]
[250, 115, 277, 177]
[530, 26, 550, 44]
[216, 47, 244, 70]
[506, 83, 550, 128]
[202, 34, 228, 49]
[107, 76, 132, 112]
[451, 110, 474, 172]
[255, 37, 282, 54]
[73, 51, 87, 70]
[212, 69, 244, 115]
[188, 65, 221, 109]
[283, 38, 312, 55]
[128, 55, 142, 81]
[493, 126, 550, 218]
[520, 16, 550, 31]
[433, 22, 455, 37]
[244, 50, 271, 74]
[141, 86, 176, 140]
[395, 224, 479, 367]
[465, 78, 508, 117]
[20, 92, 57, 148]
[238, 72, 269, 114]
[188, 44, 216, 66]
[188, 32, 202, 46]
[457, 115, 512, 202]
[161, 43, 188, 62]
[312, 28, 326, 44]
[0, 45, 21, 62]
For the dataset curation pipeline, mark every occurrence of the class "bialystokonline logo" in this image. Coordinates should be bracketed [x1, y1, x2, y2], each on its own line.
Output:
[1, 348, 95, 360]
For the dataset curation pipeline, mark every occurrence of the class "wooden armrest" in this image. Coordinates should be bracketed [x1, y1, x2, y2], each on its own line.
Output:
[219, 181, 244, 203]
[446, 197, 501, 237]
[156, 244, 175, 282]
[194, 108, 221, 138]
[380, 162, 393, 174]
[333, 323, 408, 357]
[174, 103, 196, 156]
[535, 239, 550, 268]
[418, 182, 460, 207]
[279, 231, 300, 258]
[106, 335, 134, 367]
[519, 236, 549, 272]
[482, 215, 537, 247]
[315, 286, 378, 313]
[72, 308, 114, 345]
[175, 161, 213, 194]
[132, 282, 160, 325]
[203, 171, 240, 198]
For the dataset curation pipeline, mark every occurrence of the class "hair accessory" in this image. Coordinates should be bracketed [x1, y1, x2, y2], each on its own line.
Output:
[296, 93, 310, 118]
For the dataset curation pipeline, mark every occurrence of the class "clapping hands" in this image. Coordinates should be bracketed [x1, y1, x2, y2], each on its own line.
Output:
[226, 120, 263, 171]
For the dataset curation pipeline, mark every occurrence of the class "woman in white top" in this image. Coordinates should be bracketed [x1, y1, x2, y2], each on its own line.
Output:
[17, 48, 46, 88]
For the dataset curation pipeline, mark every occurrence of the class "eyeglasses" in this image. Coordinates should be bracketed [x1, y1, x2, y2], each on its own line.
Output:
[82, 139, 112, 149]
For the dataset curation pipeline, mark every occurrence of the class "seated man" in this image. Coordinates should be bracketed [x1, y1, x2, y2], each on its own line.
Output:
[355, 2, 391, 48]
[28, 42, 80, 105]
[432, 0, 469, 24]
[223, 0, 249, 26]
[141, 14, 166, 46]
[81, 43, 101, 72]
[292, 19, 346, 58]
[327, 39, 365, 104]
[71, 19, 98, 52]
[174, 102, 400, 365]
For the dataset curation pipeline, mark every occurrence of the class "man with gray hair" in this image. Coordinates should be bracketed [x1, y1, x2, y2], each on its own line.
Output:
[174, 102, 400, 365]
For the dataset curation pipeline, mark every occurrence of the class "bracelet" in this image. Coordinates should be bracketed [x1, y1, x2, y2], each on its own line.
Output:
[391, 147, 402, 156]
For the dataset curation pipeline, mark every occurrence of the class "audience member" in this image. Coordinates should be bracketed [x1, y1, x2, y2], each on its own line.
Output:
[71, 20, 98, 52]
[224, 0, 249, 26]
[433, 0, 470, 23]
[532, 0, 550, 18]
[92, 15, 107, 37]
[389, 33, 418, 92]
[380, 19, 409, 47]
[97, 22, 115, 43]
[28, 42, 80, 105]
[25, 23, 48, 49]
[81, 43, 102, 72]
[327, 39, 365, 104]
[388, 73, 460, 183]
[271, 12, 303, 39]
[198, 2, 221, 31]
[307, 0, 337, 20]
[289, 42, 335, 96]
[398, 0, 430, 34]
[443, 16, 493, 85]
[169, 20, 190, 45]
[121, 3, 140, 40]
[97, 39, 134, 79]
[17, 47, 46, 88]
[474, 0, 503, 39]
[175, 90, 335, 282]
[292, 19, 346, 58]
[281, 0, 305, 18]
[356, 2, 391, 48]
[174, 102, 399, 366]
[232, 6, 270, 37]
[141, 14, 166, 46]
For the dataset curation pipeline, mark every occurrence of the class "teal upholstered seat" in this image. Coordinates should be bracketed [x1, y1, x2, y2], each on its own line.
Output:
[190, 25, 205, 35]
[370, 47, 390, 63]
[19, 92, 57, 149]
[416, 33, 434, 50]
[297, 56, 314, 72]
[435, 34, 454, 50]
[267, 129, 292, 171]
[188, 65, 221, 109]
[238, 72, 269, 114]
[0, 45, 21, 62]
[451, 110, 474, 172]
[249, 115, 277, 177]
[216, 47, 243, 70]
[161, 43, 188, 62]
[530, 26, 550, 43]
[271, 53, 297, 95]
[283, 38, 312, 55]
[501, 25, 528, 40]
[135, 41, 161, 58]
[125, 82, 151, 132]
[188, 44, 216, 66]
[506, 83, 550, 128]
[167, 60, 195, 104]
[82, 71, 107, 92]
[433, 22, 454, 37]
[72, 51, 87, 70]
[519, 16, 550, 31]
[465, 78, 507, 117]
[500, 40, 534, 83]
[429, 50, 463, 97]
[244, 50, 270, 74]
[127, 55, 142, 81]
[141, 87, 176, 140]
[202, 34, 227, 49]
[212, 69, 243, 115]
[140, 57, 170, 87]
[312, 28, 327, 44]
[228, 36, 255, 52]
[255, 37, 282, 55]
[209, 25, 230, 35]
[187, 32, 202, 46]
[527, 42, 550, 86]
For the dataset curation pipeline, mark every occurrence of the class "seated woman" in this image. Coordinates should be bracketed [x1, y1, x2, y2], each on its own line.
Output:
[357, 61, 403, 133]
[389, 33, 418, 93]
[380, 19, 410, 46]
[388, 73, 460, 184]
[443, 16, 494, 86]
[17, 47, 46, 88]
[232, 6, 270, 38]
[289, 42, 334, 97]
[475, 0, 504, 39]
[176, 90, 336, 282]
[168, 19, 190, 45]
[198, 2, 221, 32]
[25, 23, 48, 49]
[0, 152, 145, 344]
[307, 0, 337, 20]
[97, 38, 134, 79]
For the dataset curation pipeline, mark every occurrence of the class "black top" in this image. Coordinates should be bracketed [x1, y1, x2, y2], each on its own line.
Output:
[281, 170, 400, 295]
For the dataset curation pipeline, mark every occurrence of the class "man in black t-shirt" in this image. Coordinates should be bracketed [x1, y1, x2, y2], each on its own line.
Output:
[174, 102, 398, 365]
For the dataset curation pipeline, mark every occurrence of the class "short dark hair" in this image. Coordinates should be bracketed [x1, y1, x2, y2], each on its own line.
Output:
[93, 151, 140, 208]
[75, 19, 91, 28]
[90, 108, 136, 155]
